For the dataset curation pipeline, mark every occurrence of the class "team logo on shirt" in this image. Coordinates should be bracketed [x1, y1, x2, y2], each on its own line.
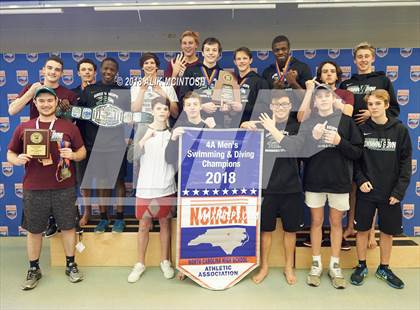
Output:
[0, 226, 8, 236]
[50, 52, 61, 57]
[95, 52, 107, 62]
[407, 113, 420, 129]
[118, 52, 130, 61]
[402, 204, 415, 220]
[340, 66, 351, 81]
[39, 69, 45, 83]
[328, 49, 340, 59]
[3, 53, 15, 63]
[414, 226, 420, 236]
[61, 69, 74, 86]
[15, 183, 23, 198]
[7, 93, 18, 105]
[0, 184, 4, 199]
[396, 89, 409, 106]
[400, 48, 412, 58]
[16, 70, 29, 86]
[412, 159, 417, 175]
[410, 65, 420, 82]
[256, 51, 269, 61]
[5, 205, 17, 220]
[375, 48, 388, 58]
[72, 52, 84, 62]
[26, 53, 38, 63]
[304, 49, 316, 59]
[386, 66, 398, 82]
[18, 226, 28, 236]
[164, 52, 176, 62]
[0, 117, 10, 133]
[0, 71, 6, 87]
[2, 162, 13, 177]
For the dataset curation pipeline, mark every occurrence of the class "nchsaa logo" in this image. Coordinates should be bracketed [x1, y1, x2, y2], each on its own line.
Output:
[396, 89, 409, 106]
[407, 113, 419, 129]
[2, 162, 13, 177]
[402, 204, 414, 220]
[386, 66, 398, 82]
[5, 205, 17, 220]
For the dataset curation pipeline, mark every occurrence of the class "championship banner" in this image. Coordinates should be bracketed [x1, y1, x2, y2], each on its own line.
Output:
[177, 128, 263, 290]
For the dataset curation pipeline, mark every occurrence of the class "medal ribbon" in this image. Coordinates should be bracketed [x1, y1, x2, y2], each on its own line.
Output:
[200, 66, 218, 87]
[275, 56, 291, 82]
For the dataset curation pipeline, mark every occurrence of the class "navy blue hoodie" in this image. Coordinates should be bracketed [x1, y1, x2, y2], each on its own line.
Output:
[355, 118, 412, 202]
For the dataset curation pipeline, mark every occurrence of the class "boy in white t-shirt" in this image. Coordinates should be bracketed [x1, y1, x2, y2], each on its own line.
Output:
[128, 97, 176, 283]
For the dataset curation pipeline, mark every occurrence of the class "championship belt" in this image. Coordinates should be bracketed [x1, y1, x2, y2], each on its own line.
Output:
[63, 104, 153, 127]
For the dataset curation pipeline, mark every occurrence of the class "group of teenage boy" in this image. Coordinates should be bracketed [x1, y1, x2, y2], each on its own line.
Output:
[6, 31, 412, 291]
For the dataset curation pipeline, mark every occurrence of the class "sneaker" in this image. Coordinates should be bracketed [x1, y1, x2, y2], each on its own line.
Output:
[350, 264, 368, 286]
[112, 219, 125, 234]
[65, 263, 84, 283]
[45, 222, 58, 238]
[306, 260, 322, 287]
[21, 267, 42, 290]
[375, 266, 404, 289]
[341, 238, 351, 251]
[94, 219, 109, 233]
[128, 262, 146, 283]
[328, 263, 347, 289]
[160, 260, 175, 279]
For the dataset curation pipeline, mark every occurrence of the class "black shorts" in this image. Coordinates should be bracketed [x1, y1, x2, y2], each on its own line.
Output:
[78, 150, 127, 188]
[354, 198, 403, 236]
[261, 193, 305, 232]
[22, 188, 78, 234]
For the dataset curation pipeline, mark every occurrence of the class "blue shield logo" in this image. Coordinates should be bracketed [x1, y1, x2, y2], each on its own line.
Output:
[0, 184, 4, 199]
[407, 113, 419, 129]
[386, 66, 398, 82]
[39, 69, 45, 83]
[2, 162, 13, 177]
[416, 182, 420, 197]
[15, 183, 23, 198]
[118, 52, 130, 62]
[72, 52, 84, 62]
[61, 69, 74, 86]
[328, 49, 340, 59]
[412, 159, 417, 175]
[257, 51, 269, 61]
[400, 48, 412, 58]
[95, 52, 107, 62]
[7, 93, 18, 105]
[164, 52, 176, 63]
[410, 66, 420, 82]
[0, 118, 10, 133]
[0, 70, 6, 87]
[397, 89, 409, 106]
[304, 49, 316, 59]
[376, 48, 388, 58]
[130, 69, 141, 80]
[402, 204, 414, 220]
[5, 205, 17, 220]
[26, 53, 38, 63]
[0, 227, 8, 236]
[3, 53, 15, 63]
[340, 66, 352, 81]
[16, 70, 29, 86]
[414, 227, 420, 236]
[50, 52, 61, 57]
[18, 226, 28, 236]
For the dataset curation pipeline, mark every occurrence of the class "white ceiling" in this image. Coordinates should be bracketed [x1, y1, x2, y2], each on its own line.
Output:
[0, 4, 419, 52]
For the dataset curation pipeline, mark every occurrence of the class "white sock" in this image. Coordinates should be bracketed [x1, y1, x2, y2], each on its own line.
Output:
[312, 255, 322, 268]
[330, 256, 340, 269]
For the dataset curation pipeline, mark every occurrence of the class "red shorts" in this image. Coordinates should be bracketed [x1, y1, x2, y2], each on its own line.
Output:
[135, 194, 176, 219]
